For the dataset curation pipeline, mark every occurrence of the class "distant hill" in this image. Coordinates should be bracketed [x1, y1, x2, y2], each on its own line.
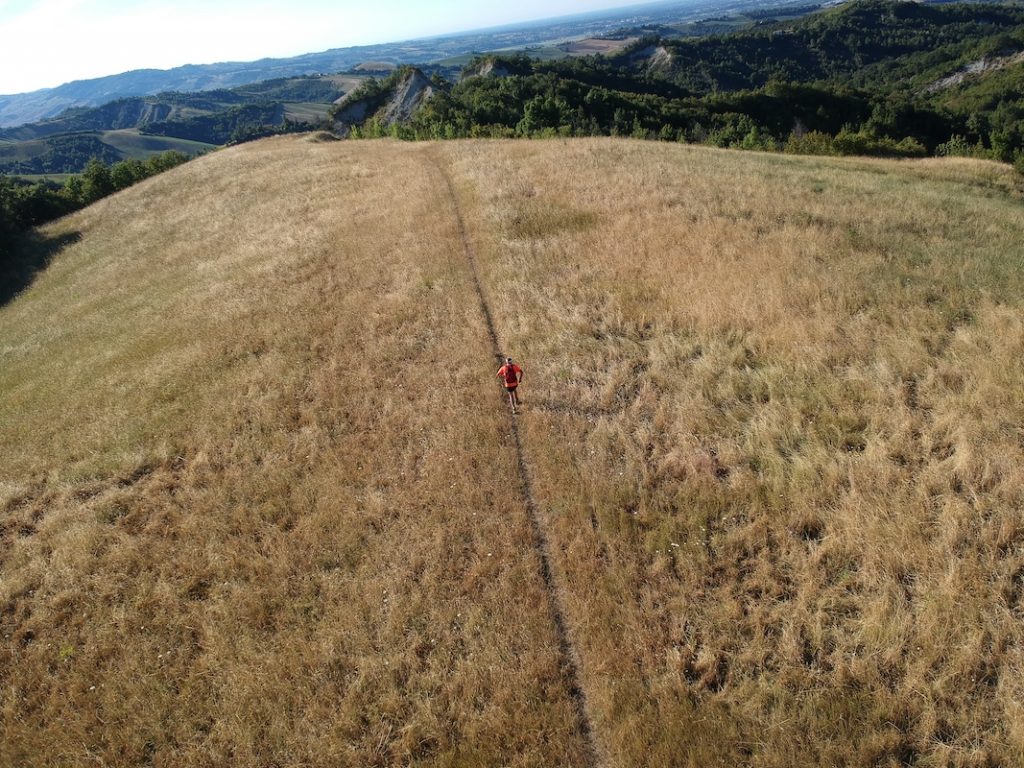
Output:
[0, 76, 358, 174]
[0, 53, 404, 129]
[0, 76, 358, 143]
[652, 0, 1024, 91]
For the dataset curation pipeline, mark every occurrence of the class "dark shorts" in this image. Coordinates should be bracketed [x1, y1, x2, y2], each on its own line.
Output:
[505, 384, 518, 393]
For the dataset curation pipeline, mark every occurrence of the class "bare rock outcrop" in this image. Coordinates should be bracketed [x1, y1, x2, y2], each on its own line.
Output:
[924, 51, 1024, 93]
[380, 69, 440, 125]
[462, 60, 511, 80]
[627, 45, 674, 72]
[332, 68, 443, 135]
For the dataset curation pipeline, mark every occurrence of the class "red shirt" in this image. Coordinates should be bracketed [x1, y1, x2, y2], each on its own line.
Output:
[497, 364, 522, 386]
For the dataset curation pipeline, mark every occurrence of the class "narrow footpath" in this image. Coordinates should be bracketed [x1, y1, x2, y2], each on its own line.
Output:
[430, 150, 604, 768]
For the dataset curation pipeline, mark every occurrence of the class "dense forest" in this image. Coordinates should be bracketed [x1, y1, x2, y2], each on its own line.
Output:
[342, 1, 1024, 169]
[657, 1, 1024, 91]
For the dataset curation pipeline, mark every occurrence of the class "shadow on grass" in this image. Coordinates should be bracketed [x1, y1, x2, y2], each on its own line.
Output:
[530, 395, 625, 421]
[0, 229, 81, 308]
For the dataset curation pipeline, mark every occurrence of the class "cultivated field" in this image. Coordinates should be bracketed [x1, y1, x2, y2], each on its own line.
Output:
[1, 136, 1023, 767]
[559, 38, 637, 57]
[282, 103, 333, 123]
[0, 131, 216, 170]
[98, 130, 217, 159]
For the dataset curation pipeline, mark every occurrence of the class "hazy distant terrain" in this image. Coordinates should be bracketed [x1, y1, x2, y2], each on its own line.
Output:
[2, 0, 1023, 176]
[0, 75, 359, 174]
[0, 0, 811, 128]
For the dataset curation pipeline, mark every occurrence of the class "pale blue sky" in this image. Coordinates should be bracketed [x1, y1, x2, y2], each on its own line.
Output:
[0, 0, 641, 94]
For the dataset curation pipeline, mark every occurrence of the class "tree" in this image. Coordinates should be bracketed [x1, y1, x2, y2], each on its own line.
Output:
[111, 158, 146, 190]
[0, 176, 19, 234]
[63, 176, 85, 204]
[146, 151, 188, 174]
[82, 158, 113, 203]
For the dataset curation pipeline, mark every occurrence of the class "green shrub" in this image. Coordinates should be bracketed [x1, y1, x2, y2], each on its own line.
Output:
[785, 130, 836, 155]
[935, 135, 972, 157]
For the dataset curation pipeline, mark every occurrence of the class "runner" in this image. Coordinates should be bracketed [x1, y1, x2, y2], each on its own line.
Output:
[496, 356, 523, 414]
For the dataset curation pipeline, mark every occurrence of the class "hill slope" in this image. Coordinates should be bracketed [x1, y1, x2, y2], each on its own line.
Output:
[654, 0, 1024, 91]
[2, 136, 1024, 766]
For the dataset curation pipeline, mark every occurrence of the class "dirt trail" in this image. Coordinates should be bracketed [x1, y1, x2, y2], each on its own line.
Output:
[430, 150, 604, 768]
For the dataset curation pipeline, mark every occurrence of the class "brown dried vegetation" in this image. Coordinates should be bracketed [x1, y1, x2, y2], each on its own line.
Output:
[2, 136, 1023, 766]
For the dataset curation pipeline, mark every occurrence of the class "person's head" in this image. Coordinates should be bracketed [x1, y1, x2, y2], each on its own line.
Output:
[506, 357, 513, 365]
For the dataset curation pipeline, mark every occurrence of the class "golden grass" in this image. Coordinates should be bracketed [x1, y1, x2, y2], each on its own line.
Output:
[0, 138, 588, 766]
[448, 139, 1024, 766]
[2, 135, 1023, 766]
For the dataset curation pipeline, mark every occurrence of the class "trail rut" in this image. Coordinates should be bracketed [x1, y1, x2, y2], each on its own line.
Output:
[431, 151, 603, 768]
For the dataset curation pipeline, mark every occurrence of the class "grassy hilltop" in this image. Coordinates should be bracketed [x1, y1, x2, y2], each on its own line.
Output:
[2, 135, 1024, 766]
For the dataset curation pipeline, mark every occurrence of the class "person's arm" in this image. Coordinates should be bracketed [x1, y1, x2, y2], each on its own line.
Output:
[517, 366, 523, 384]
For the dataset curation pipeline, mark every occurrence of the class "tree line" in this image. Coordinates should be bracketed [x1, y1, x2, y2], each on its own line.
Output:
[350, 58, 1021, 171]
[342, 1, 1024, 172]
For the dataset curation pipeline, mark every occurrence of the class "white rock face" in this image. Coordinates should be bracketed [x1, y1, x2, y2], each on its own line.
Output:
[332, 68, 442, 135]
[380, 69, 439, 125]
[924, 50, 1024, 93]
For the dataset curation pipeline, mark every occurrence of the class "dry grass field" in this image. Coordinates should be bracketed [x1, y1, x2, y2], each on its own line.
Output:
[1, 135, 1023, 767]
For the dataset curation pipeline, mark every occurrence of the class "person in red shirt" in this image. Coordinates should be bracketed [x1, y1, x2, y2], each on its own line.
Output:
[496, 356, 523, 414]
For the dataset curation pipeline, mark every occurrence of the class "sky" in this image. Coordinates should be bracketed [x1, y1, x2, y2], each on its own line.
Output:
[0, 0, 642, 94]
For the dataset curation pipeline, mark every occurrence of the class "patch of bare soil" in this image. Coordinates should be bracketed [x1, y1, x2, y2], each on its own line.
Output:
[924, 50, 1024, 92]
